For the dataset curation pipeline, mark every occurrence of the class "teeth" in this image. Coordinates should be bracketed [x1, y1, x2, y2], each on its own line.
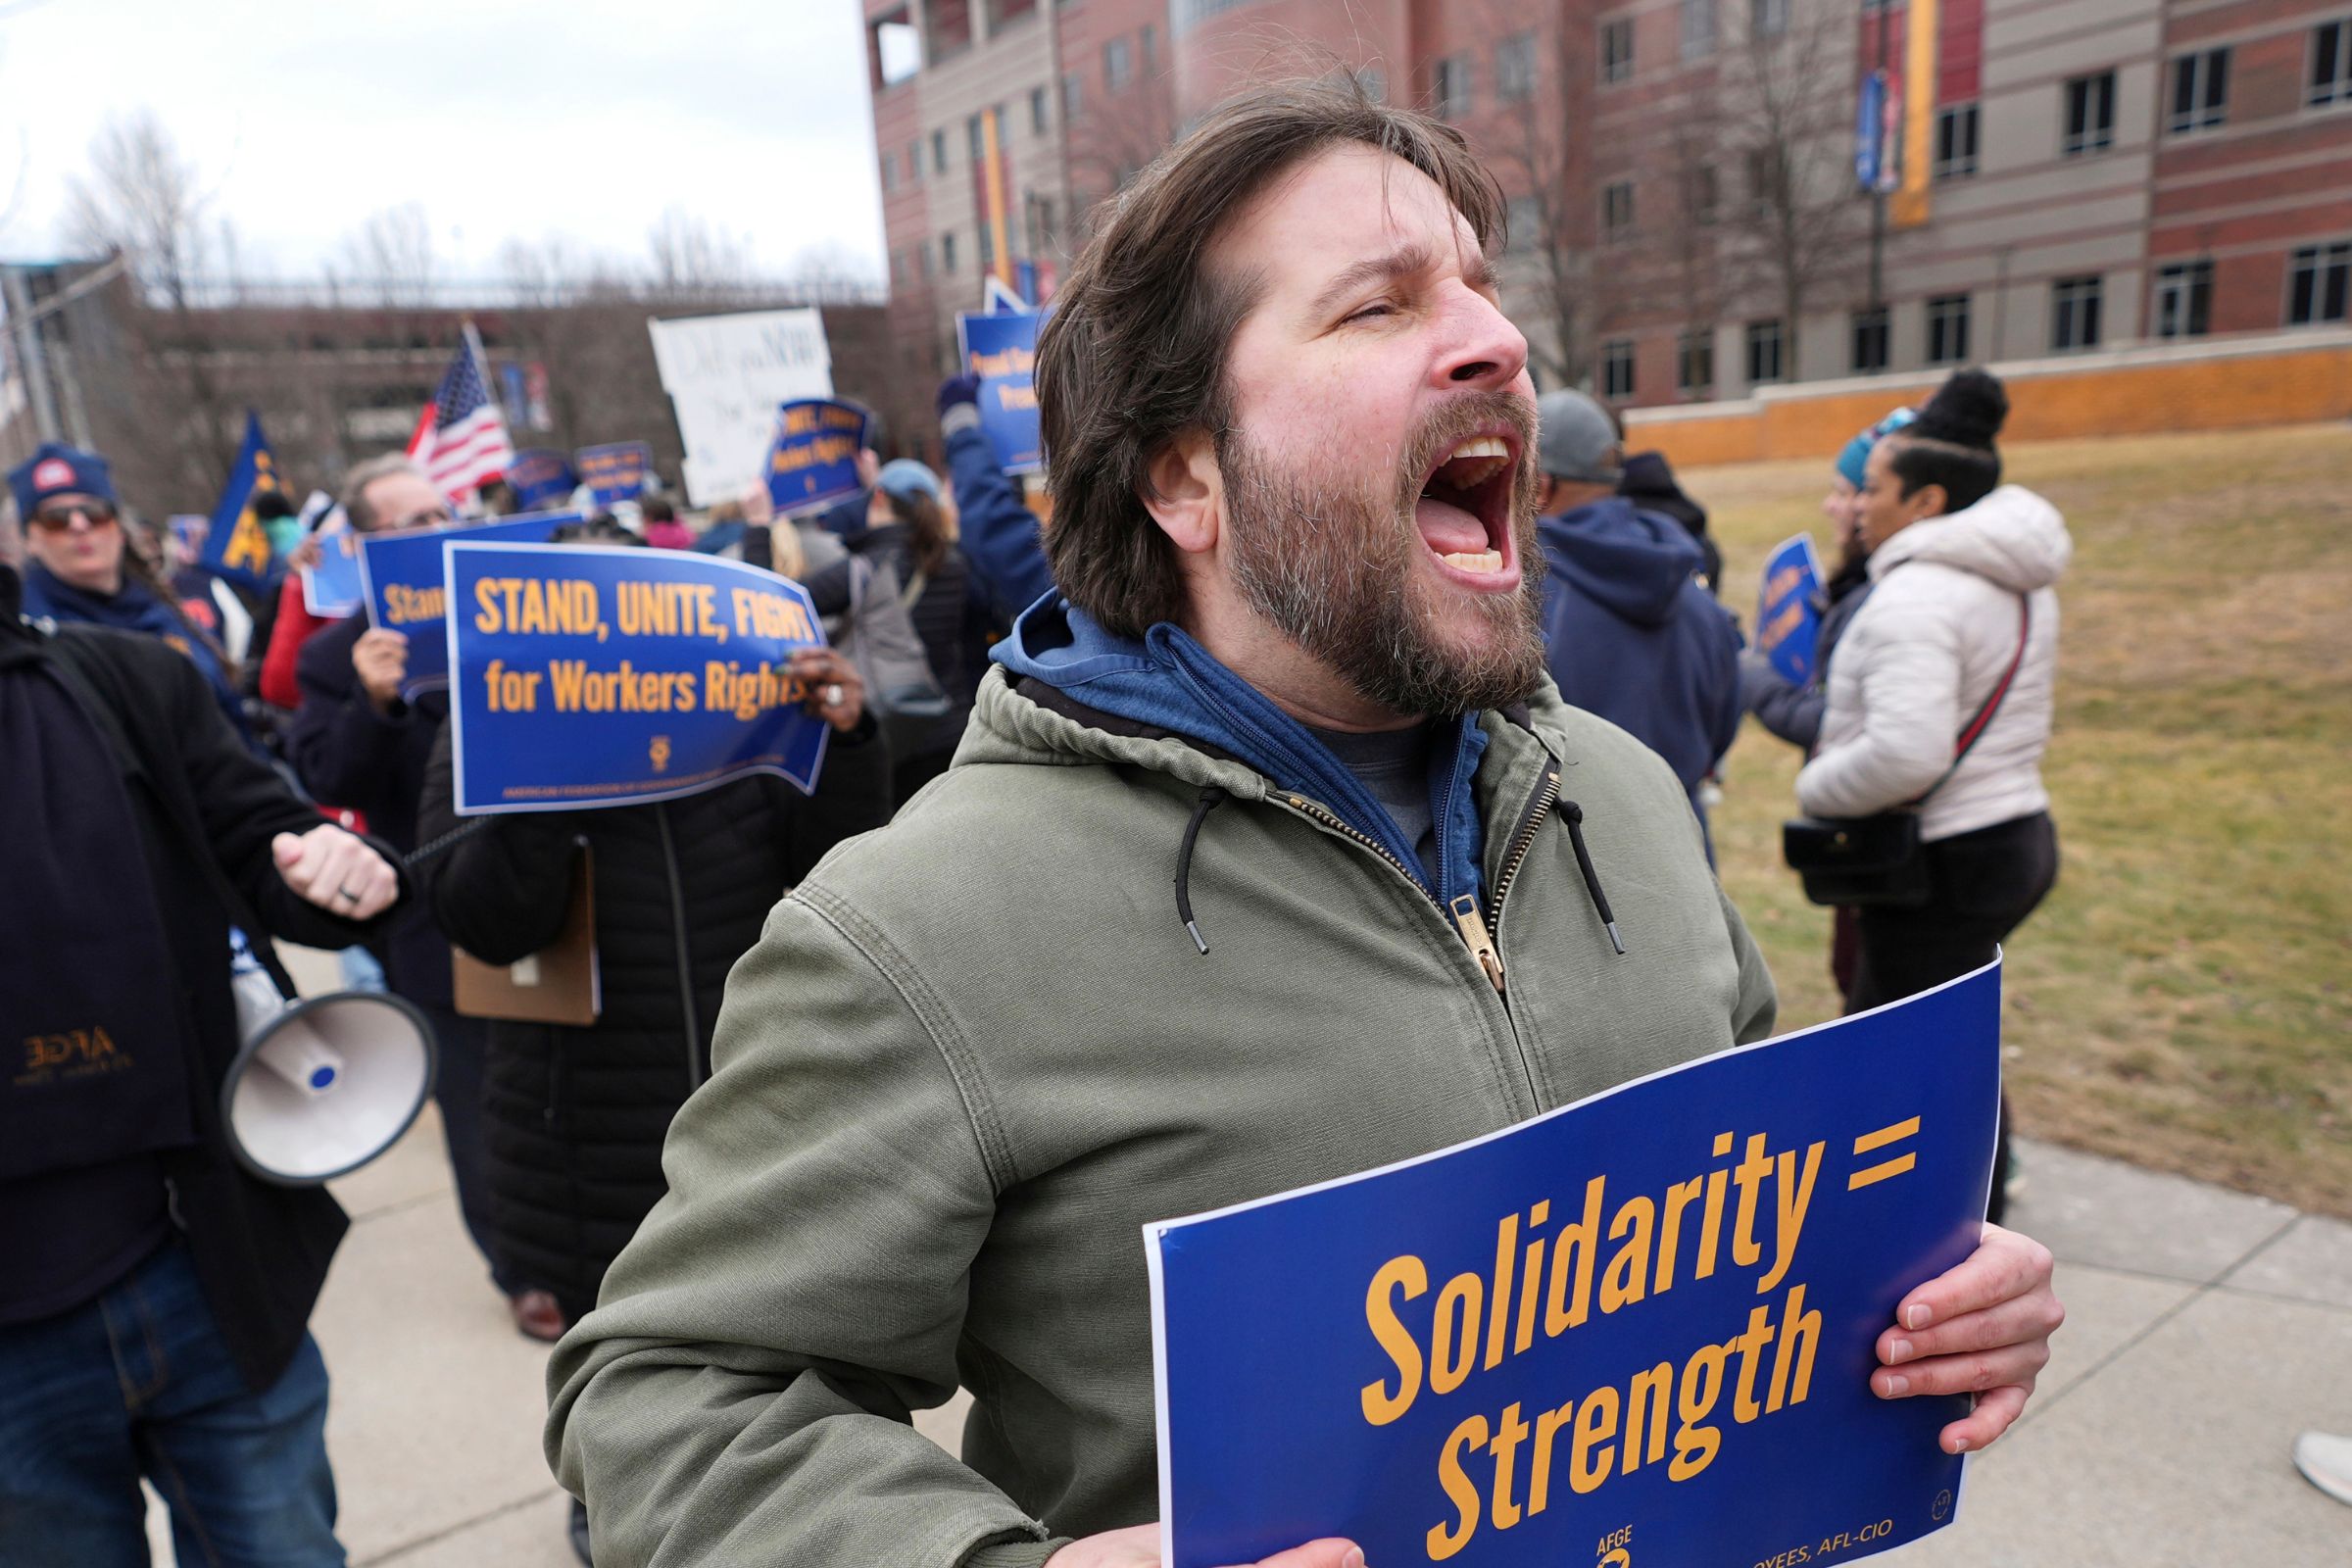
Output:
[1440, 550, 1504, 573]
[1452, 437, 1508, 460]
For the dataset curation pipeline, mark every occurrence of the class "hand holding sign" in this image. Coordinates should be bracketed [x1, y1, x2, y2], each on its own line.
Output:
[1873, 1222, 2060, 1452]
[353, 629, 410, 711]
[789, 647, 864, 733]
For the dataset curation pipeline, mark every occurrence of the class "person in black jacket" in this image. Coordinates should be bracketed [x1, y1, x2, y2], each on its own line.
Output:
[0, 561, 401, 1565]
[414, 552, 889, 1562]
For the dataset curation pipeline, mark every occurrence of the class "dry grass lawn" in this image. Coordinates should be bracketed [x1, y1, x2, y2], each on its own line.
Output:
[1693, 421, 2352, 1217]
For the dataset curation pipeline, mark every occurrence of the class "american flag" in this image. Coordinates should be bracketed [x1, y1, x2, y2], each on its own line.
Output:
[408, 332, 514, 499]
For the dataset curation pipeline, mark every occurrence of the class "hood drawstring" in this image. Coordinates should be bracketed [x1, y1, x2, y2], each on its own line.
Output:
[1173, 785, 1229, 955]
[1562, 801, 1627, 956]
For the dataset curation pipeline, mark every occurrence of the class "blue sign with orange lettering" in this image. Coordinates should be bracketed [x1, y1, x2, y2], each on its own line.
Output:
[576, 442, 652, 507]
[359, 512, 578, 695]
[764, 399, 869, 515]
[1755, 534, 1826, 687]
[1149, 964, 2001, 1568]
[956, 311, 1042, 474]
[445, 543, 830, 813]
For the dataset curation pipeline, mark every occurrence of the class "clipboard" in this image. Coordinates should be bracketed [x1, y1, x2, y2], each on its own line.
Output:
[452, 847, 602, 1026]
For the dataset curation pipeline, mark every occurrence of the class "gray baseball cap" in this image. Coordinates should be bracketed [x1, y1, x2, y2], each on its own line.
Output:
[1536, 390, 1623, 484]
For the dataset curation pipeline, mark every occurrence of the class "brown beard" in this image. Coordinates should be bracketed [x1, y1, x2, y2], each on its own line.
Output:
[1215, 390, 1547, 717]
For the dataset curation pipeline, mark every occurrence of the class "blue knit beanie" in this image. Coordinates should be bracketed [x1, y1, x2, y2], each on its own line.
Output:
[9, 442, 116, 517]
[1833, 407, 1917, 489]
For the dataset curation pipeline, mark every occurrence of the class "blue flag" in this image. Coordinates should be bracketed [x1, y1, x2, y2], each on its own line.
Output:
[445, 543, 831, 814]
[204, 412, 284, 588]
[1755, 534, 1826, 686]
[956, 311, 1042, 474]
[1149, 963, 2002, 1568]
[508, 449, 578, 511]
[360, 511, 579, 696]
[576, 442, 653, 508]
[764, 399, 869, 515]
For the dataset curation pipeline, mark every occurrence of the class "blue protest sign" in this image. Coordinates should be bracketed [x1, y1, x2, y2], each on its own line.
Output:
[360, 511, 578, 695]
[764, 399, 869, 515]
[508, 449, 578, 511]
[576, 442, 653, 507]
[1149, 963, 2002, 1568]
[302, 523, 368, 619]
[445, 543, 831, 813]
[956, 311, 1042, 475]
[204, 412, 284, 588]
[1755, 533, 1826, 687]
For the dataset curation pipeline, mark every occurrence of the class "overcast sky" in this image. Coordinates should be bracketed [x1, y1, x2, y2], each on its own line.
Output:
[1, 0, 885, 282]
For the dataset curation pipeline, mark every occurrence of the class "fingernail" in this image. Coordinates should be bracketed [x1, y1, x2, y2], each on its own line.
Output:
[1343, 1551, 1365, 1568]
[1887, 1338, 1914, 1363]
[1905, 1303, 1933, 1330]
[1951, 1436, 1970, 1452]
[1881, 1374, 1908, 1397]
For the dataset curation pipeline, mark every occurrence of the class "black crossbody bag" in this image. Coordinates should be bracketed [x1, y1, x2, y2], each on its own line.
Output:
[1783, 596, 2030, 908]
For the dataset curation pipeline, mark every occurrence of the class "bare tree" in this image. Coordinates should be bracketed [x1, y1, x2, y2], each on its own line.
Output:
[647, 207, 755, 299]
[336, 203, 439, 308]
[1717, 0, 1867, 380]
[1474, 10, 1595, 390]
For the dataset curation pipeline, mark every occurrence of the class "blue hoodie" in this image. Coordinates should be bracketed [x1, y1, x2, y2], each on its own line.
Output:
[1537, 496, 1741, 818]
[991, 596, 1492, 913]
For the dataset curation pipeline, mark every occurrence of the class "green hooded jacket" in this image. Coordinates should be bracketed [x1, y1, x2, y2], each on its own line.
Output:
[546, 666, 1776, 1567]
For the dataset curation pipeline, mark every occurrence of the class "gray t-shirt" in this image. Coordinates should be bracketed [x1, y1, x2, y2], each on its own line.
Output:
[1302, 720, 1439, 886]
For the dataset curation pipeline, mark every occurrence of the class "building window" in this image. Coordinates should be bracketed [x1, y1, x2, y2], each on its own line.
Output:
[1434, 54, 1472, 119]
[880, 150, 896, 192]
[978, 221, 996, 271]
[1359, 65, 1388, 103]
[1745, 318, 1785, 384]
[1935, 104, 1980, 179]
[1062, 72, 1082, 121]
[1496, 31, 1536, 102]
[2051, 274, 2103, 351]
[1688, 164, 1720, 226]
[2287, 240, 2352, 323]
[1104, 37, 1133, 91]
[1506, 195, 1542, 250]
[2311, 20, 2351, 108]
[1745, 146, 1779, 214]
[908, 139, 922, 182]
[1678, 330, 1714, 394]
[1030, 85, 1050, 135]
[918, 241, 933, 280]
[1851, 307, 1889, 373]
[1602, 339, 1637, 400]
[1141, 23, 1157, 77]
[2153, 261, 2214, 338]
[2169, 49, 2230, 134]
[1752, 0, 1788, 40]
[943, 231, 958, 273]
[2063, 71, 2116, 156]
[1927, 293, 1972, 365]
[1682, 0, 1717, 62]
[967, 114, 986, 162]
[1601, 19, 1634, 84]
[1602, 179, 1635, 240]
[932, 128, 948, 173]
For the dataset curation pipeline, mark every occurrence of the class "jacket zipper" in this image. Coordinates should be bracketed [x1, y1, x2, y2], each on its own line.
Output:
[1483, 759, 1563, 974]
[653, 805, 705, 1091]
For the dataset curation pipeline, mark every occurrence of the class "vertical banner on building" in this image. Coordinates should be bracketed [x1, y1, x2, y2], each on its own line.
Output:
[981, 105, 1014, 293]
[1149, 962, 2003, 1568]
[1891, 0, 1939, 228]
[956, 311, 1044, 475]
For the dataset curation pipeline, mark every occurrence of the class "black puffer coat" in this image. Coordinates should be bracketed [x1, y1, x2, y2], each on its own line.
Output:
[416, 722, 891, 1321]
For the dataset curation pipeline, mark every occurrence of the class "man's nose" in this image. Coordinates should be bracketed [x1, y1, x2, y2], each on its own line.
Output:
[1435, 286, 1530, 391]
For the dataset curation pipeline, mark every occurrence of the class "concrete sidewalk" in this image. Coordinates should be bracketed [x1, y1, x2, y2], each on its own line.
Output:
[156, 1079, 2352, 1564]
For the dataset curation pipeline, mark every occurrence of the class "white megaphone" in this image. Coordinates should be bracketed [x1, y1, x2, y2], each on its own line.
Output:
[224, 957, 436, 1186]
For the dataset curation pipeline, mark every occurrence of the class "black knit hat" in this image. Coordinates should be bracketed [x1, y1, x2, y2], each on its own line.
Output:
[1909, 368, 2009, 451]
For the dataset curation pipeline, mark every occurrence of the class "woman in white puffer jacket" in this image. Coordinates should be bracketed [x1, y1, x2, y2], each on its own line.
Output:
[1795, 369, 2069, 1214]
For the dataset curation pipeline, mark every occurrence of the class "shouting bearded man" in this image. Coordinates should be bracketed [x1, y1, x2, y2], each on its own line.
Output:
[548, 84, 2061, 1568]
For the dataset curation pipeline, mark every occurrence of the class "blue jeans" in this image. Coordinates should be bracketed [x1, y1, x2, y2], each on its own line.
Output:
[0, 1238, 343, 1566]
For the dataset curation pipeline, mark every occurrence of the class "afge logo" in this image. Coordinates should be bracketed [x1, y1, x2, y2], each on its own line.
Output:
[32, 458, 74, 490]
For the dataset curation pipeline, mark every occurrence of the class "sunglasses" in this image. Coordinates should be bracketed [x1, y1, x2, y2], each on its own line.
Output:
[30, 501, 120, 531]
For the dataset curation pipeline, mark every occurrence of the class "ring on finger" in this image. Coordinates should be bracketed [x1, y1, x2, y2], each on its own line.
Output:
[336, 884, 363, 903]
[823, 683, 845, 707]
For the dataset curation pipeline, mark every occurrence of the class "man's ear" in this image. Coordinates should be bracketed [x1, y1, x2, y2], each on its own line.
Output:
[1139, 428, 1222, 557]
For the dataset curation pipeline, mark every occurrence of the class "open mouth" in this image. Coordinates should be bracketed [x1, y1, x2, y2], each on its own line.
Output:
[1413, 432, 1520, 584]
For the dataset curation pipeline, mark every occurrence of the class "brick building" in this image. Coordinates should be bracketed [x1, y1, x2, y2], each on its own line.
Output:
[860, 0, 2352, 418]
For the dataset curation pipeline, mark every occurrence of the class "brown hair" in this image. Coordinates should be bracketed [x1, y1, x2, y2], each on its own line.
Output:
[1035, 78, 1507, 638]
[882, 488, 951, 579]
